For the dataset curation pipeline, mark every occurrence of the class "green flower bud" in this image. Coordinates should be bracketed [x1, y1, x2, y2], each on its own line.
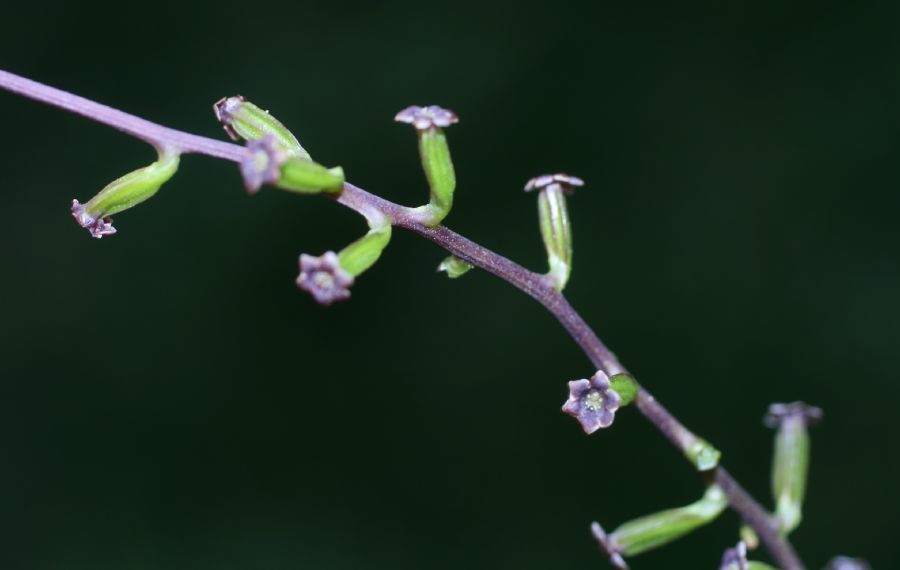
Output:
[214, 95, 310, 159]
[685, 437, 722, 472]
[524, 173, 584, 291]
[279, 160, 344, 195]
[71, 146, 180, 238]
[437, 255, 473, 278]
[740, 524, 760, 550]
[765, 402, 822, 535]
[592, 485, 728, 567]
[609, 373, 638, 407]
[395, 105, 458, 227]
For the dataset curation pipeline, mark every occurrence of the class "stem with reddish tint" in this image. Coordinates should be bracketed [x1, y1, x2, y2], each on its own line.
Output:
[0, 68, 805, 570]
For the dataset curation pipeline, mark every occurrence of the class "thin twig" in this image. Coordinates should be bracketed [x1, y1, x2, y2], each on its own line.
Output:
[0, 68, 805, 570]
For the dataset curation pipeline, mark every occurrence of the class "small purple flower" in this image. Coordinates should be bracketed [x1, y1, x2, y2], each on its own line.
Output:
[213, 95, 245, 141]
[562, 370, 622, 434]
[524, 173, 585, 195]
[296, 251, 354, 306]
[394, 105, 459, 130]
[764, 401, 823, 429]
[70, 199, 116, 239]
[590, 522, 628, 570]
[241, 135, 285, 194]
[719, 541, 749, 570]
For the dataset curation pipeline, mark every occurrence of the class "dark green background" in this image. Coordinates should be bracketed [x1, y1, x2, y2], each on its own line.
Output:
[1, 1, 897, 568]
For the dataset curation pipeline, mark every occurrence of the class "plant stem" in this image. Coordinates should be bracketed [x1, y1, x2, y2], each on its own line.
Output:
[0, 68, 805, 570]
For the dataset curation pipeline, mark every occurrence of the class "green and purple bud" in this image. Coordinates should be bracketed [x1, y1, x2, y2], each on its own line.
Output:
[765, 401, 822, 535]
[296, 207, 392, 305]
[395, 105, 458, 227]
[71, 146, 180, 238]
[524, 173, 584, 291]
[240, 135, 344, 195]
[215, 96, 343, 195]
[214, 95, 309, 159]
[591, 485, 728, 568]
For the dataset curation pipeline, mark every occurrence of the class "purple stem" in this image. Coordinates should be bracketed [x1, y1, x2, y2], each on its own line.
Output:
[0, 68, 804, 570]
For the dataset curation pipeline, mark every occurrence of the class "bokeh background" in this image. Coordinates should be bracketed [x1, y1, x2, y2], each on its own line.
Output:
[1, 1, 897, 568]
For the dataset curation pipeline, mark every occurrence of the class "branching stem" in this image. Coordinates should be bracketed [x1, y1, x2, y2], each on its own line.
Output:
[0, 68, 805, 570]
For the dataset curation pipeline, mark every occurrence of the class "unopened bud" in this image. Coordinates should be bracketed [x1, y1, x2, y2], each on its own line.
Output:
[395, 105, 458, 227]
[685, 437, 721, 472]
[765, 401, 822, 535]
[609, 373, 638, 406]
[71, 146, 179, 238]
[591, 485, 728, 566]
[524, 173, 583, 291]
[214, 95, 309, 159]
[739, 525, 759, 550]
[437, 255, 473, 278]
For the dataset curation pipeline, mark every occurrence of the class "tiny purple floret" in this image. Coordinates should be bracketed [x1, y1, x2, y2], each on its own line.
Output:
[71, 199, 116, 239]
[213, 95, 245, 141]
[394, 105, 459, 130]
[590, 522, 628, 570]
[241, 135, 285, 194]
[719, 541, 749, 570]
[764, 401, 823, 429]
[562, 370, 622, 434]
[524, 173, 584, 195]
[296, 251, 354, 306]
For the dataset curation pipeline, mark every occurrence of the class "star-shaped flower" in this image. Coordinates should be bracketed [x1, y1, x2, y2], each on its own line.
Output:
[524, 173, 584, 195]
[70, 199, 116, 238]
[562, 370, 622, 434]
[764, 401, 823, 428]
[394, 105, 459, 130]
[296, 251, 354, 306]
[241, 135, 286, 194]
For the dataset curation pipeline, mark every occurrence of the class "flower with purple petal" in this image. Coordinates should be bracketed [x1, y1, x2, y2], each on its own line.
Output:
[70, 199, 117, 239]
[296, 251, 354, 306]
[394, 105, 459, 130]
[524, 173, 584, 195]
[719, 541, 749, 570]
[213, 95, 245, 141]
[241, 135, 286, 194]
[764, 401, 823, 429]
[562, 370, 622, 434]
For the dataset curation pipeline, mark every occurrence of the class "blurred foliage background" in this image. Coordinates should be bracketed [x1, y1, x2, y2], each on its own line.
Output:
[1, 1, 898, 568]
